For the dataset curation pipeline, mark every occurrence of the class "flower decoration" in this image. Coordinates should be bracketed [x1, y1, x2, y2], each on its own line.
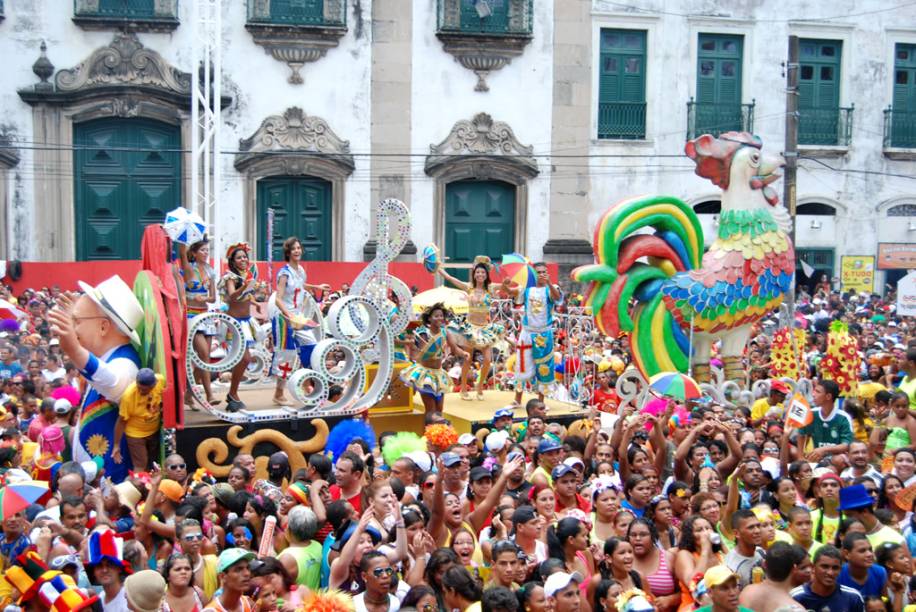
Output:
[819, 320, 860, 397]
[424, 423, 458, 451]
[769, 328, 806, 380]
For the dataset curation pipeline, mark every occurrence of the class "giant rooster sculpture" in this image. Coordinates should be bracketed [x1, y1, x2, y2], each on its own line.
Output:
[572, 132, 794, 384]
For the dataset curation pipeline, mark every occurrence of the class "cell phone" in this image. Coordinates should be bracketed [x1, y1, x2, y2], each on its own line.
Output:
[152, 461, 160, 472]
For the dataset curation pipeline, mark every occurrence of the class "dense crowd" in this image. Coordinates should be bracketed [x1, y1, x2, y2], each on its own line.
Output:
[1, 276, 916, 612]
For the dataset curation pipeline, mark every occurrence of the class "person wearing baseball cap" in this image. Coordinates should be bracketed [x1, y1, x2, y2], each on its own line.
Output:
[552, 464, 589, 514]
[696, 566, 754, 612]
[207, 549, 256, 612]
[544, 571, 583, 612]
[750, 380, 790, 426]
[111, 367, 165, 471]
[530, 435, 563, 489]
[492, 407, 514, 431]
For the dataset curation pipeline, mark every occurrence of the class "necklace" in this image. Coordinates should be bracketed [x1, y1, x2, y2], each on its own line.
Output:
[192, 556, 203, 573]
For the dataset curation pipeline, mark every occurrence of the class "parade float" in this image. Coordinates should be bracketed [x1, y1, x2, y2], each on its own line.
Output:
[574, 132, 795, 389]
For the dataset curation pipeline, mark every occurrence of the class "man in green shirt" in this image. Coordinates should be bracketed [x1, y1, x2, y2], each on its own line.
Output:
[796, 380, 853, 461]
[896, 348, 916, 410]
[696, 566, 755, 612]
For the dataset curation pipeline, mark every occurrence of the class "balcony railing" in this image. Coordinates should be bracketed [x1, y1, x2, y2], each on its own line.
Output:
[798, 106, 854, 147]
[73, 0, 179, 30]
[598, 102, 647, 140]
[247, 0, 347, 28]
[437, 0, 533, 36]
[686, 99, 755, 140]
[884, 106, 916, 149]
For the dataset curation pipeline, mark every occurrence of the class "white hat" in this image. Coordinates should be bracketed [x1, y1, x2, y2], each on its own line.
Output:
[457, 433, 476, 446]
[544, 571, 583, 597]
[77, 275, 143, 344]
[405, 451, 432, 473]
[49, 338, 60, 346]
[485, 430, 510, 453]
[563, 456, 585, 470]
[53, 398, 73, 415]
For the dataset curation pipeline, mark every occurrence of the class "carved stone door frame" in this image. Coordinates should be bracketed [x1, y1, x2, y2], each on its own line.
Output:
[425, 113, 539, 257]
[234, 107, 355, 261]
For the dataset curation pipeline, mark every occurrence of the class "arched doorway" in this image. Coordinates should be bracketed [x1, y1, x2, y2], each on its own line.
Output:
[796, 201, 838, 293]
[74, 117, 181, 260]
[444, 179, 516, 277]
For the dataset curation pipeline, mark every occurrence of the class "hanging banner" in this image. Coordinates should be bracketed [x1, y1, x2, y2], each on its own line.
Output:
[897, 271, 916, 317]
[840, 256, 875, 293]
[878, 243, 916, 270]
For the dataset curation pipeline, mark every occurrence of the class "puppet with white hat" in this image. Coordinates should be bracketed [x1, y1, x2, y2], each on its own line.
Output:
[47, 275, 144, 483]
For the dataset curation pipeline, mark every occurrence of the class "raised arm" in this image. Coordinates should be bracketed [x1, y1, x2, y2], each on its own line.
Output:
[648, 414, 669, 476]
[674, 426, 701, 481]
[437, 267, 471, 292]
[714, 422, 742, 479]
[428, 459, 447, 546]
[329, 508, 375, 589]
[384, 501, 408, 564]
[720, 463, 745, 540]
[468, 456, 525, 534]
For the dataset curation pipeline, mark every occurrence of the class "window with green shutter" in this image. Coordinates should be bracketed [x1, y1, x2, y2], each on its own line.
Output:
[890, 43, 916, 147]
[692, 34, 744, 136]
[598, 29, 647, 140]
[798, 39, 846, 145]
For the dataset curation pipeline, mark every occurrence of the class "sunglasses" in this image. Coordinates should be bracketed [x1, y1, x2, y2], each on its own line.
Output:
[168, 463, 186, 470]
[423, 482, 436, 489]
[183, 533, 204, 542]
[372, 567, 394, 578]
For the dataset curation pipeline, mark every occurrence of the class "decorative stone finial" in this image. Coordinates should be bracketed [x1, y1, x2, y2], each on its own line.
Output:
[32, 41, 55, 88]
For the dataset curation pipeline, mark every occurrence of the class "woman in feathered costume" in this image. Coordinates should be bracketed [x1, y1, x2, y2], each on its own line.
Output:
[400, 303, 469, 414]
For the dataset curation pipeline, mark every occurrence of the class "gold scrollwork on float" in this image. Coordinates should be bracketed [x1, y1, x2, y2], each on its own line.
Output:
[196, 419, 329, 481]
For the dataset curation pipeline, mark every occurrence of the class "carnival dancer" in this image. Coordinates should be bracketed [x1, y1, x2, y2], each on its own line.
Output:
[271, 237, 330, 406]
[401, 302, 469, 413]
[47, 275, 144, 483]
[178, 239, 218, 405]
[436, 256, 506, 400]
[218, 243, 263, 412]
[504, 262, 561, 404]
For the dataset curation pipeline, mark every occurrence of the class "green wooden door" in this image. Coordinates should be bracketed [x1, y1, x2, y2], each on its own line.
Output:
[258, 177, 332, 261]
[598, 29, 647, 139]
[892, 44, 916, 147]
[798, 39, 842, 145]
[74, 118, 181, 261]
[445, 180, 515, 278]
[695, 34, 743, 135]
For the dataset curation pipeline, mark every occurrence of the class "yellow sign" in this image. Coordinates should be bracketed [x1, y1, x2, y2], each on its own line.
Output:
[840, 256, 875, 293]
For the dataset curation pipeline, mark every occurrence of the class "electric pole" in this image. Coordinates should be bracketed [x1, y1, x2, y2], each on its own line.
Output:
[784, 35, 799, 325]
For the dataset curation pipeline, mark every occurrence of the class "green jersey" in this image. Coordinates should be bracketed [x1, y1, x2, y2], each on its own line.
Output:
[799, 406, 853, 449]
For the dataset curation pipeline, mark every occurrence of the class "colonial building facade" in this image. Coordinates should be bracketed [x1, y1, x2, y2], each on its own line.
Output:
[1, 0, 914, 290]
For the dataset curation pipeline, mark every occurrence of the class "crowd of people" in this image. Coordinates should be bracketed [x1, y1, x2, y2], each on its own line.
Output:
[1, 263, 916, 612]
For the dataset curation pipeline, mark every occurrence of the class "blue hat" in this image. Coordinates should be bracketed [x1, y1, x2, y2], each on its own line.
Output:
[441, 452, 462, 467]
[838, 484, 873, 511]
[493, 407, 514, 421]
[551, 464, 576, 481]
[136, 368, 157, 387]
[538, 437, 562, 454]
[507, 450, 525, 463]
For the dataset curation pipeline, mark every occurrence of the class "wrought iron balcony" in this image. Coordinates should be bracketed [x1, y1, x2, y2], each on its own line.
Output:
[245, 1, 348, 85]
[437, 0, 533, 36]
[884, 106, 916, 149]
[798, 106, 854, 147]
[598, 102, 647, 140]
[686, 99, 755, 140]
[72, 0, 179, 32]
[247, 0, 346, 27]
[435, 0, 533, 92]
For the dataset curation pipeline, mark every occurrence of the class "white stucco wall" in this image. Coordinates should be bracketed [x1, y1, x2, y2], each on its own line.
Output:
[409, 0, 554, 260]
[0, 0, 373, 260]
[587, 0, 916, 285]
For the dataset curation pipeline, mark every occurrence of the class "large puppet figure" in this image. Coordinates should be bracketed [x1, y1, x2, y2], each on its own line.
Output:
[48, 275, 144, 483]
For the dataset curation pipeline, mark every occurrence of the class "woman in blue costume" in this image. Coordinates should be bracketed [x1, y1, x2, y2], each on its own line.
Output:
[218, 243, 263, 412]
[272, 236, 330, 406]
[401, 302, 469, 413]
[436, 257, 506, 400]
[178, 239, 218, 405]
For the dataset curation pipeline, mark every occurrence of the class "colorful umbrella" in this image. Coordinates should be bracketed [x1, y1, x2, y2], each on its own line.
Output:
[0, 480, 50, 520]
[163, 207, 207, 246]
[0, 298, 26, 321]
[412, 286, 469, 315]
[648, 372, 702, 400]
[422, 243, 441, 273]
[500, 253, 536, 289]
